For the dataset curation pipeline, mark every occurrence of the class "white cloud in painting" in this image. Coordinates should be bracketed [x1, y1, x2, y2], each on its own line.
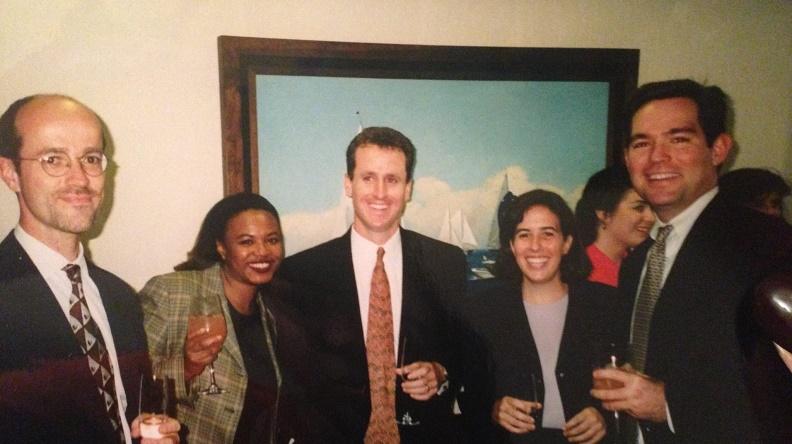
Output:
[280, 165, 581, 256]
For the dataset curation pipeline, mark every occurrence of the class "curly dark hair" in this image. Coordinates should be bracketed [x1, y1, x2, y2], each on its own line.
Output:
[495, 189, 590, 283]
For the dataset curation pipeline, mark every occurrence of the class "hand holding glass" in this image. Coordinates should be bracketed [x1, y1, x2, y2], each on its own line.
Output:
[395, 337, 421, 426]
[187, 294, 227, 395]
[139, 374, 175, 439]
[592, 347, 624, 436]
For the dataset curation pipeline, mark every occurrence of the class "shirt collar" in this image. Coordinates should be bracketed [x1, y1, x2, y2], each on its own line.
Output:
[14, 225, 88, 271]
[350, 226, 402, 254]
[650, 187, 718, 242]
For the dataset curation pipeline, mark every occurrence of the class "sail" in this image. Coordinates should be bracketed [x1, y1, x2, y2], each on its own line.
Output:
[438, 207, 478, 250]
[487, 173, 511, 248]
[438, 208, 454, 244]
[452, 210, 478, 250]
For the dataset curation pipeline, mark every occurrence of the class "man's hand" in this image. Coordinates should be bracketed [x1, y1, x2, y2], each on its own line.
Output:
[131, 414, 180, 443]
[396, 361, 446, 401]
[563, 406, 605, 443]
[183, 328, 224, 382]
[492, 396, 541, 434]
[591, 367, 667, 422]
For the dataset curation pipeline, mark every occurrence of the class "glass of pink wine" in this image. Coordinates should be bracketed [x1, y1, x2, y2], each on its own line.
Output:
[187, 292, 227, 395]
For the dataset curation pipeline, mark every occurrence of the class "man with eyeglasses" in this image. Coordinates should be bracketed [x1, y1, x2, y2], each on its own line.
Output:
[0, 94, 179, 443]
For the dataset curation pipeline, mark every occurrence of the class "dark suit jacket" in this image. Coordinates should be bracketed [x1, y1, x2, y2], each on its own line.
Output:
[463, 278, 626, 443]
[280, 228, 468, 443]
[0, 232, 150, 443]
[619, 194, 792, 443]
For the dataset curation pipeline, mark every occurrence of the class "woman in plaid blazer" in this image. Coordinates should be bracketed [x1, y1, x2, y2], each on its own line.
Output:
[140, 193, 326, 443]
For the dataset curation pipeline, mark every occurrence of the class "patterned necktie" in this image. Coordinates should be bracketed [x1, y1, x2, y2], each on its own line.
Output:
[630, 225, 673, 373]
[364, 247, 400, 443]
[63, 264, 124, 441]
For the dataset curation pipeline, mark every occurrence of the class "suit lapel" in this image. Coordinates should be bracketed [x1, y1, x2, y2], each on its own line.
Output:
[399, 230, 418, 354]
[620, 239, 650, 302]
[502, 282, 543, 401]
[336, 232, 364, 340]
[0, 234, 84, 360]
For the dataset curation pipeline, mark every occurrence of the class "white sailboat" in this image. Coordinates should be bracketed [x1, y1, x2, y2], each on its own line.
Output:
[486, 172, 512, 249]
[438, 208, 478, 251]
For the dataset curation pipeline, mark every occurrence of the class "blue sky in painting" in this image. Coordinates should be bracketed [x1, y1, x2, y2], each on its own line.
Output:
[257, 76, 608, 254]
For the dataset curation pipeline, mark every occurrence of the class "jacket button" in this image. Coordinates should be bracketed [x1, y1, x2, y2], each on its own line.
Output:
[558, 372, 564, 378]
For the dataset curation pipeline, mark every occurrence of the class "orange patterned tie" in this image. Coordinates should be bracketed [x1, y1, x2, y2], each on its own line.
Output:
[364, 247, 400, 443]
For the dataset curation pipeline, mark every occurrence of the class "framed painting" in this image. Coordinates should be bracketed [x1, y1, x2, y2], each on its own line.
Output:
[218, 36, 639, 276]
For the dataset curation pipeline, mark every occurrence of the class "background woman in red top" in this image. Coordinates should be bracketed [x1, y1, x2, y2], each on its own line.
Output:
[574, 165, 655, 287]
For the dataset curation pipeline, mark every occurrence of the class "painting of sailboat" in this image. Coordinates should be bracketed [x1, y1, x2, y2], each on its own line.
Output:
[255, 75, 609, 279]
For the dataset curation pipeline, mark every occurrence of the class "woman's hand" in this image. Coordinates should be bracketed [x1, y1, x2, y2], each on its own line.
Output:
[563, 406, 606, 443]
[492, 396, 541, 434]
[183, 328, 224, 381]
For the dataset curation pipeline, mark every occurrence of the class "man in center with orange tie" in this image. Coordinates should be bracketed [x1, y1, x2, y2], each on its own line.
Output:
[282, 127, 468, 443]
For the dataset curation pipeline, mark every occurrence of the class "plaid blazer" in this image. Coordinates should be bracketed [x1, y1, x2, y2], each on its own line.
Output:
[139, 264, 281, 444]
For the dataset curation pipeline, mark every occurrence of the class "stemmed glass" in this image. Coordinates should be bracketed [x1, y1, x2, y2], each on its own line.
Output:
[187, 293, 227, 395]
[395, 336, 420, 426]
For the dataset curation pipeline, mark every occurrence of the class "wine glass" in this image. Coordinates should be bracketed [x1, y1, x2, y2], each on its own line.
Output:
[139, 374, 175, 439]
[592, 343, 623, 436]
[187, 293, 227, 395]
[395, 336, 420, 426]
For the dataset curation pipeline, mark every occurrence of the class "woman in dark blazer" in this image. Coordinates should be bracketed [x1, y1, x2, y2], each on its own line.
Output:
[465, 190, 627, 444]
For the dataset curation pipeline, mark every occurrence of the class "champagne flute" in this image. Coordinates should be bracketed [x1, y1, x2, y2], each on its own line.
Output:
[529, 372, 540, 423]
[395, 336, 420, 426]
[187, 293, 227, 395]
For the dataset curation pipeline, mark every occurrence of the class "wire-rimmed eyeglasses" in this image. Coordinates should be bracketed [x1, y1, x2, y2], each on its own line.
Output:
[17, 152, 108, 177]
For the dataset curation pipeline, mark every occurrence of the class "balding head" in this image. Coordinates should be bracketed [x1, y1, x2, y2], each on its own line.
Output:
[0, 94, 102, 163]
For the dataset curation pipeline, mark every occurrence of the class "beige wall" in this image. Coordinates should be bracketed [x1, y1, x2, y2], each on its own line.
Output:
[2, 0, 791, 289]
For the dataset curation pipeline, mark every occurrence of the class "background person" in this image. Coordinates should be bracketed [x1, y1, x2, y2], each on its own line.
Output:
[140, 193, 323, 443]
[466, 190, 626, 444]
[575, 165, 655, 287]
[718, 167, 790, 219]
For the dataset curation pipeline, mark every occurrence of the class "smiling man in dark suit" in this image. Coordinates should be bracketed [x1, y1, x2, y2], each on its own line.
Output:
[591, 80, 792, 443]
[282, 127, 467, 443]
[0, 94, 178, 443]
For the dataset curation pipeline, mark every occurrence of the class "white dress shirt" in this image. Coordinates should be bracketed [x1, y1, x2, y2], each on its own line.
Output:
[350, 227, 404, 360]
[14, 226, 132, 443]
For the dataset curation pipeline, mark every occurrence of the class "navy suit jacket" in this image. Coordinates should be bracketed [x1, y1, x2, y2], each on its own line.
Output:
[281, 228, 468, 443]
[0, 232, 150, 443]
[619, 194, 792, 443]
[463, 279, 626, 443]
